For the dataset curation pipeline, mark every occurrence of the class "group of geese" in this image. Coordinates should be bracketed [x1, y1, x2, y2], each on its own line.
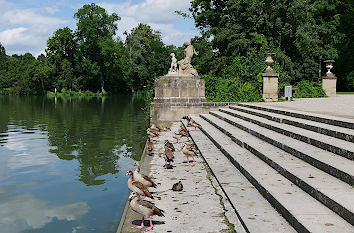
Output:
[125, 119, 200, 230]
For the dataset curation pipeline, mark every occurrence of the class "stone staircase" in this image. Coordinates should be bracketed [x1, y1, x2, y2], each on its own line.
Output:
[182, 104, 354, 233]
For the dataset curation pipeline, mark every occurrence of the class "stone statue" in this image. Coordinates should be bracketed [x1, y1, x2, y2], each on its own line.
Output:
[177, 41, 198, 76]
[168, 53, 177, 75]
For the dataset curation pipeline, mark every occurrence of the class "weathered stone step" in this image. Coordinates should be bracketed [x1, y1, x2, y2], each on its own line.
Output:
[237, 103, 354, 130]
[230, 105, 354, 143]
[192, 114, 354, 232]
[201, 113, 354, 225]
[181, 118, 296, 233]
[219, 108, 354, 161]
[209, 110, 354, 185]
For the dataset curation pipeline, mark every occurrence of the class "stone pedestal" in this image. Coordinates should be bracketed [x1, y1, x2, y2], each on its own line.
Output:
[262, 73, 279, 101]
[151, 75, 207, 123]
[322, 76, 337, 97]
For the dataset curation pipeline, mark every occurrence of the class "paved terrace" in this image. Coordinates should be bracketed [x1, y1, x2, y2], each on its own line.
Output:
[259, 94, 354, 119]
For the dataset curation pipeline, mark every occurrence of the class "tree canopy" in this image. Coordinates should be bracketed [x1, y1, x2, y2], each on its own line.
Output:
[0, 1, 353, 97]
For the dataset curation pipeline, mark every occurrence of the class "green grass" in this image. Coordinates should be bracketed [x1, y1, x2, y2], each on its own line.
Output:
[337, 92, 354, 94]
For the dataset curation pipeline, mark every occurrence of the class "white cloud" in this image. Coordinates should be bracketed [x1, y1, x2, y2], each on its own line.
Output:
[0, 1, 67, 55]
[0, 0, 199, 55]
[0, 192, 89, 233]
[3, 9, 67, 26]
[100, 0, 199, 46]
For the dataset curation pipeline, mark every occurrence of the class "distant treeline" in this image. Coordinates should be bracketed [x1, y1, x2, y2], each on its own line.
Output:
[0, 1, 353, 98]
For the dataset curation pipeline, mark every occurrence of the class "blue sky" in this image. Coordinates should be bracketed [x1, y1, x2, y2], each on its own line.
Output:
[0, 0, 199, 56]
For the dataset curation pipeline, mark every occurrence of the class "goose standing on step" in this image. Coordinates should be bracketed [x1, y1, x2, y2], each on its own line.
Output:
[147, 137, 154, 156]
[126, 171, 154, 199]
[173, 132, 180, 144]
[182, 143, 196, 164]
[129, 192, 164, 230]
[133, 162, 157, 188]
[164, 148, 174, 168]
[164, 140, 175, 152]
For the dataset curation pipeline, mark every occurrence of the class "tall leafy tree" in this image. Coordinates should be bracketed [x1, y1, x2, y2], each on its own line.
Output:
[125, 23, 172, 91]
[190, 0, 342, 81]
[74, 3, 121, 91]
[46, 27, 77, 90]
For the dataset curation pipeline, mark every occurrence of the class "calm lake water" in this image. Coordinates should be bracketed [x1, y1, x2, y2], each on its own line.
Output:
[0, 95, 148, 233]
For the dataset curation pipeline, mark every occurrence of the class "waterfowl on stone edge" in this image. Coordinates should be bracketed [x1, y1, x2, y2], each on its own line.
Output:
[147, 137, 154, 156]
[164, 148, 174, 168]
[182, 143, 196, 164]
[133, 162, 157, 188]
[164, 140, 175, 152]
[126, 170, 154, 199]
[172, 181, 183, 191]
[129, 192, 164, 230]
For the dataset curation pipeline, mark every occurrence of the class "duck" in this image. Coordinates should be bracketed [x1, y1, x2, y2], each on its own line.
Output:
[126, 170, 154, 199]
[172, 181, 183, 191]
[164, 140, 175, 152]
[147, 137, 154, 156]
[133, 162, 157, 188]
[164, 148, 174, 168]
[182, 143, 196, 164]
[129, 192, 164, 230]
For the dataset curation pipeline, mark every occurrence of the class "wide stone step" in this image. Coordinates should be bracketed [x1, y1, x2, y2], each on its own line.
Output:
[209, 110, 354, 185]
[237, 103, 354, 130]
[219, 108, 354, 161]
[181, 118, 296, 233]
[192, 114, 354, 232]
[201, 113, 354, 225]
[230, 105, 354, 143]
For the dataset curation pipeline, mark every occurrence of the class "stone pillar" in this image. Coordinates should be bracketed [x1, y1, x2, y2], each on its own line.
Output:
[322, 60, 337, 97]
[262, 53, 279, 101]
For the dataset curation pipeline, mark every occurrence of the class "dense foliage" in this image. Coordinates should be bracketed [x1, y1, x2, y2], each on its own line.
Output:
[189, 0, 354, 95]
[0, 1, 353, 98]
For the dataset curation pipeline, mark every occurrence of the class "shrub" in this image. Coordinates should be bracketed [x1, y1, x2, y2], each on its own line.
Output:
[293, 80, 327, 98]
[346, 71, 354, 91]
[202, 75, 263, 102]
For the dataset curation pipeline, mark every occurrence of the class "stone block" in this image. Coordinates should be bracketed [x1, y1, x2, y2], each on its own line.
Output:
[262, 73, 279, 101]
[322, 76, 337, 97]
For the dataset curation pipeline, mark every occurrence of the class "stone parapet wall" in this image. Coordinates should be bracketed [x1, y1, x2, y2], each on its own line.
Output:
[150, 102, 234, 123]
[154, 75, 205, 98]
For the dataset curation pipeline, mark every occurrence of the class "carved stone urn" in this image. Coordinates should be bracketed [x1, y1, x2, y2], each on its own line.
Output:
[264, 53, 276, 73]
[324, 60, 335, 77]
[262, 53, 278, 101]
[322, 59, 337, 96]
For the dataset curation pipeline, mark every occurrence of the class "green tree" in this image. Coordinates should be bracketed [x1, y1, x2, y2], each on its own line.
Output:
[125, 23, 172, 91]
[74, 3, 121, 91]
[46, 27, 77, 90]
[190, 0, 342, 81]
[0, 43, 8, 89]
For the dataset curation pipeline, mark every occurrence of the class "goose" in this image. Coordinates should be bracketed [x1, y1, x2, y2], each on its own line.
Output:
[164, 148, 174, 168]
[164, 140, 175, 152]
[172, 132, 180, 144]
[147, 128, 159, 137]
[182, 143, 196, 164]
[126, 171, 154, 199]
[133, 162, 157, 188]
[150, 124, 160, 132]
[172, 181, 183, 191]
[162, 126, 171, 131]
[129, 192, 164, 230]
[147, 137, 154, 156]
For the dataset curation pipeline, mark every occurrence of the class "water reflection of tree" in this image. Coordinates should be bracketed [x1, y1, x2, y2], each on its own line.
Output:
[0, 95, 147, 186]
